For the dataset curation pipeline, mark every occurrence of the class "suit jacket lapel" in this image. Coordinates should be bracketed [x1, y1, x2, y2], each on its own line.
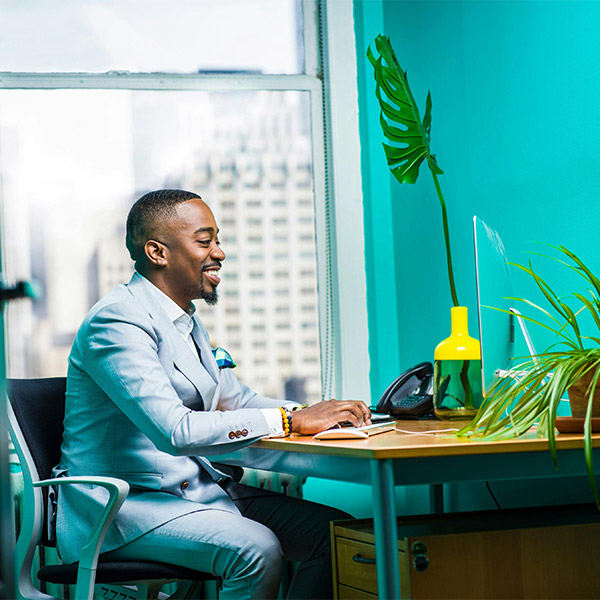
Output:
[127, 275, 218, 406]
[191, 318, 219, 382]
[191, 317, 221, 411]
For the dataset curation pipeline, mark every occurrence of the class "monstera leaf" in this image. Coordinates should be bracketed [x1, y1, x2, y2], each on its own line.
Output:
[368, 34, 459, 307]
[367, 35, 443, 184]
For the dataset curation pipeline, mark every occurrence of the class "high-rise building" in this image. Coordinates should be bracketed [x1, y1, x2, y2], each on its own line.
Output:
[90, 91, 322, 402]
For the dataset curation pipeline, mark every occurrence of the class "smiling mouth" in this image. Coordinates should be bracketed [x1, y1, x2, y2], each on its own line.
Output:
[203, 268, 221, 286]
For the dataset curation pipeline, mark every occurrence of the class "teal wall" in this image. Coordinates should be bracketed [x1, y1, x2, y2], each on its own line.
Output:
[345, 0, 600, 513]
[306, 0, 600, 518]
[355, 0, 600, 396]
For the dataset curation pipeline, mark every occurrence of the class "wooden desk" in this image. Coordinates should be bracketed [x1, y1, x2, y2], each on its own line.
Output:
[213, 420, 600, 599]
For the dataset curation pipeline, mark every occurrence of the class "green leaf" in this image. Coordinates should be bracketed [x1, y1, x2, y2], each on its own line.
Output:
[560, 246, 600, 296]
[483, 304, 578, 347]
[424, 93, 443, 175]
[572, 294, 600, 332]
[546, 361, 571, 469]
[367, 36, 442, 185]
[502, 297, 564, 329]
[513, 262, 569, 322]
[583, 367, 600, 506]
[559, 301, 583, 347]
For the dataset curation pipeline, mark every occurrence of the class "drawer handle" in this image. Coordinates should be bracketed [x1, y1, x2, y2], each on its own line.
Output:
[352, 553, 376, 565]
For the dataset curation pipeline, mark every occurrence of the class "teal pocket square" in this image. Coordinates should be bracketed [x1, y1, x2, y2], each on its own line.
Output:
[212, 347, 236, 369]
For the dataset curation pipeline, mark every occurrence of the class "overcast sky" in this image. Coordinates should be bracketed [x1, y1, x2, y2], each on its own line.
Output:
[0, 0, 300, 73]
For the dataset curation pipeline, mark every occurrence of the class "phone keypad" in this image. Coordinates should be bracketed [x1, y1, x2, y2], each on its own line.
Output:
[397, 394, 431, 407]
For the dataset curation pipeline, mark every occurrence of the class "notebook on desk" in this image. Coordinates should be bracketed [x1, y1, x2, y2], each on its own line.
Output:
[313, 421, 396, 440]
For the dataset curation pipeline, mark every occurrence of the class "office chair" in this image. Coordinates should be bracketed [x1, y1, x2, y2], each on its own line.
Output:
[7, 377, 219, 600]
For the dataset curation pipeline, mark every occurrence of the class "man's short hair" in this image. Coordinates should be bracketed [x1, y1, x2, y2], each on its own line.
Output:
[126, 189, 202, 263]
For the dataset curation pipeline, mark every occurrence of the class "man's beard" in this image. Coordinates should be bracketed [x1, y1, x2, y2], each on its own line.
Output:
[199, 278, 218, 305]
[200, 262, 221, 306]
[203, 288, 218, 306]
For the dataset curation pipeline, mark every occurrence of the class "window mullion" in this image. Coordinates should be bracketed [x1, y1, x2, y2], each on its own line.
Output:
[0, 72, 321, 92]
[320, 0, 370, 402]
[302, 0, 319, 77]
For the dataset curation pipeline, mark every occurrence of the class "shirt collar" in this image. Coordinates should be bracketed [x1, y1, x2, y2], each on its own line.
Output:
[134, 272, 196, 325]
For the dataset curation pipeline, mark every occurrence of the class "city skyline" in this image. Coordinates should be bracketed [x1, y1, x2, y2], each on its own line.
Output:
[1, 88, 322, 403]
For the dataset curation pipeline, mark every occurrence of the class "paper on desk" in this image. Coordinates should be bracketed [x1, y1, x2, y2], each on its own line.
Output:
[313, 422, 396, 440]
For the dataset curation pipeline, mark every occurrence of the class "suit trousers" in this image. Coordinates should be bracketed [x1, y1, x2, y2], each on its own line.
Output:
[102, 481, 352, 599]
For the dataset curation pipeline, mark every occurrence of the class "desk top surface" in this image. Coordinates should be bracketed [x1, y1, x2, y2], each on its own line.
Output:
[254, 419, 600, 460]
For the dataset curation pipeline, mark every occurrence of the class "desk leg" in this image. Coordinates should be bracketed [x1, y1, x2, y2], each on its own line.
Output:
[429, 483, 444, 514]
[370, 459, 401, 599]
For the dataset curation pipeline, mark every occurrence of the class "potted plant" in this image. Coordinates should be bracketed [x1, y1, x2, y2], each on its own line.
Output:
[458, 244, 600, 503]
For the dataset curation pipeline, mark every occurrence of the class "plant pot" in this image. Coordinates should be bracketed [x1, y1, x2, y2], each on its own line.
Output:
[567, 369, 600, 418]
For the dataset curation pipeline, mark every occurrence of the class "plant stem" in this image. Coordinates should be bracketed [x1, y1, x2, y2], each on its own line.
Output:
[431, 170, 460, 307]
[459, 360, 473, 408]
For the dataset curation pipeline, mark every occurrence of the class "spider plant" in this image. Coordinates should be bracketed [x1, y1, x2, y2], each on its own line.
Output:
[367, 34, 460, 306]
[458, 245, 600, 504]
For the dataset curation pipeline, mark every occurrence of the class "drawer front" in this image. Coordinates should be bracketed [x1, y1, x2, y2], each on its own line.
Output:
[335, 536, 410, 598]
[336, 538, 378, 595]
[338, 583, 377, 599]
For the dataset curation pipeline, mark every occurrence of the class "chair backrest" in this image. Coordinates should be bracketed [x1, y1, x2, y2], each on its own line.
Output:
[7, 378, 67, 550]
[7, 378, 219, 599]
[7, 378, 66, 483]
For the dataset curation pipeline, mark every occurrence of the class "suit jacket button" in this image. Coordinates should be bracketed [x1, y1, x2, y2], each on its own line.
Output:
[180, 481, 189, 490]
[235, 430, 242, 438]
[228, 431, 236, 439]
[241, 429, 248, 437]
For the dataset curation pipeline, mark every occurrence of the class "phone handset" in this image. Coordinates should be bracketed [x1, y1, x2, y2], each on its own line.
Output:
[376, 362, 434, 418]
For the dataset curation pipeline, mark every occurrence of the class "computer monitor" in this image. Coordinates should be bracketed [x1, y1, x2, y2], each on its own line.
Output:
[473, 216, 515, 395]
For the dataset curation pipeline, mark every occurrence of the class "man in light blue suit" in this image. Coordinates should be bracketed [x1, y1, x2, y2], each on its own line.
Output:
[55, 189, 371, 599]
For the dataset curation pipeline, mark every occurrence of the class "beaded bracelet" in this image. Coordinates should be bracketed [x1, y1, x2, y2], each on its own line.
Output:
[278, 406, 293, 436]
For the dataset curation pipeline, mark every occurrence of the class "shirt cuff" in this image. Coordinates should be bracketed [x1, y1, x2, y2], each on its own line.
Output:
[261, 404, 303, 437]
[261, 408, 286, 437]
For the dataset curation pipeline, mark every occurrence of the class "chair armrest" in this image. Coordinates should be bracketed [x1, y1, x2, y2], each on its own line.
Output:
[34, 476, 129, 573]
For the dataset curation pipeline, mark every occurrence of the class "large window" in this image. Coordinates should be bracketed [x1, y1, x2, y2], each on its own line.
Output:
[0, 1, 329, 404]
[0, 0, 370, 403]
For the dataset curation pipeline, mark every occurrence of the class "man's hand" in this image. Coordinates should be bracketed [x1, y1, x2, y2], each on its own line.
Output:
[291, 400, 371, 435]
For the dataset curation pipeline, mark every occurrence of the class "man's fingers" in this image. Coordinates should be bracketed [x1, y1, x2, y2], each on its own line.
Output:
[342, 400, 370, 418]
[319, 400, 370, 426]
[357, 401, 371, 423]
[343, 409, 362, 427]
[340, 402, 367, 426]
[296, 400, 375, 433]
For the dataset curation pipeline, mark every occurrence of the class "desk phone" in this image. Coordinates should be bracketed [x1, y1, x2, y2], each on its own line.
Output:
[376, 362, 434, 418]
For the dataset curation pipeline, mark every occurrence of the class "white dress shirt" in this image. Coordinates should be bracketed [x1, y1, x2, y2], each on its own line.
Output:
[135, 272, 287, 436]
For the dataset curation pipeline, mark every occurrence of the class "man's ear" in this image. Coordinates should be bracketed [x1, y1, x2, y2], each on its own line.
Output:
[144, 240, 168, 267]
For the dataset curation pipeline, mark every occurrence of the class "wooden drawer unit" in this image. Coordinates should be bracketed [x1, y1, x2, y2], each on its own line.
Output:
[331, 504, 600, 599]
[332, 519, 410, 599]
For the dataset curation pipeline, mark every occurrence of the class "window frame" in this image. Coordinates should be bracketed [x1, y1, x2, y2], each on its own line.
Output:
[0, 0, 370, 402]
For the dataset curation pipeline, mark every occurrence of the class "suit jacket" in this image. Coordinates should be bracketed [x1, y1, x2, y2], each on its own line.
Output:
[54, 273, 285, 564]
